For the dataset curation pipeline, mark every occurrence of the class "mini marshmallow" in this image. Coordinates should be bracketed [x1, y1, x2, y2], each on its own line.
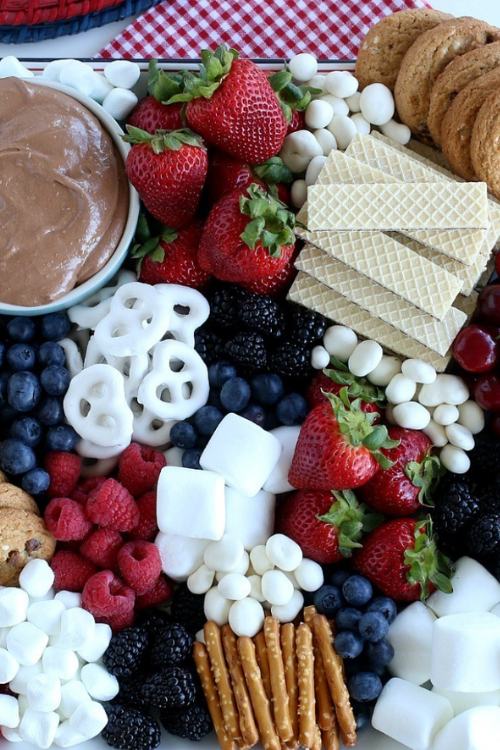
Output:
[68, 700, 108, 740]
[204, 535, 245, 573]
[440, 444, 470, 474]
[103, 60, 141, 89]
[89, 74, 113, 104]
[203, 588, 231, 626]
[27, 675, 62, 713]
[9, 663, 42, 694]
[265, 534, 302, 572]
[0, 647, 19, 683]
[432, 686, 500, 715]
[324, 71, 358, 98]
[54, 721, 86, 748]
[41, 59, 72, 80]
[311, 345, 330, 370]
[380, 119, 411, 145]
[42, 647, 79, 682]
[188, 565, 215, 595]
[20, 708, 59, 749]
[313, 128, 337, 156]
[492, 603, 500, 618]
[19, 559, 55, 599]
[102, 88, 138, 120]
[59, 681, 91, 720]
[163, 446, 184, 467]
[271, 589, 304, 623]
[228, 598, 265, 638]
[293, 559, 324, 592]
[77, 622, 112, 663]
[157, 466, 225, 540]
[54, 591, 81, 610]
[80, 663, 119, 701]
[446, 423, 475, 451]
[305, 154, 328, 186]
[427, 557, 500, 616]
[305, 100, 333, 129]
[327, 114, 357, 149]
[288, 53, 318, 82]
[385, 374, 417, 404]
[0, 56, 33, 79]
[250, 545, 274, 576]
[359, 83, 395, 126]
[0, 588, 29, 627]
[388, 602, 436, 685]
[0, 694, 20, 728]
[248, 575, 265, 602]
[264, 426, 300, 495]
[156, 531, 209, 582]
[350, 113, 371, 135]
[1, 727, 22, 743]
[290, 179, 307, 208]
[367, 355, 401, 387]
[458, 400, 485, 435]
[53, 608, 95, 651]
[6, 622, 48, 666]
[434, 404, 459, 426]
[323, 325, 358, 360]
[401, 358, 436, 385]
[58, 61, 98, 97]
[218, 574, 251, 601]
[224, 487, 276, 548]
[433, 705, 500, 750]
[261, 570, 294, 606]
[392, 402, 430, 430]
[348, 340, 383, 377]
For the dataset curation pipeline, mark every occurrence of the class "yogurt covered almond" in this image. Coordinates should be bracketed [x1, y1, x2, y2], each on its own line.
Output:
[0, 77, 129, 307]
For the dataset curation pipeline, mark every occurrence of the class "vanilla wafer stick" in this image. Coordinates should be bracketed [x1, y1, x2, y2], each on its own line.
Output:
[237, 636, 281, 750]
[296, 623, 316, 749]
[255, 631, 272, 701]
[204, 621, 240, 742]
[303, 605, 336, 733]
[264, 617, 293, 744]
[221, 625, 259, 748]
[281, 623, 298, 743]
[193, 642, 237, 750]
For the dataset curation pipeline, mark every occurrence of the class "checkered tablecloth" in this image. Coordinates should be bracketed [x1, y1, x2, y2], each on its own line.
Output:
[100, 0, 430, 60]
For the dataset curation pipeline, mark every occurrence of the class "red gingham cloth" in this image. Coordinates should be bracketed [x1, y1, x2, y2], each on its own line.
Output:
[101, 0, 430, 60]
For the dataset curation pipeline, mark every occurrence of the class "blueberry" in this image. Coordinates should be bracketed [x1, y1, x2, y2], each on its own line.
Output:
[6, 344, 36, 372]
[38, 342, 66, 367]
[46, 425, 79, 452]
[220, 377, 251, 413]
[208, 362, 237, 388]
[0, 439, 36, 475]
[7, 372, 41, 412]
[334, 631, 364, 660]
[40, 366, 70, 396]
[352, 703, 372, 731]
[0, 407, 17, 426]
[330, 569, 350, 587]
[9, 417, 42, 447]
[170, 421, 198, 449]
[276, 393, 308, 426]
[365, 639, 394, 669]
[182, 449, 202, 470]
[348, 672, 383, 703]
[241, 403, 266, 427]
[0, 372, 8, 407]
[7, 317, 36, 342]
[22, 468, 50, 495]
[251, 374, 284, 406]
[37, 397, 64, 426]
[40, 312, 71, 341]
[342, 575, 373, 607]
[0, 342, 5, 368]
[366, 596, 398, 624]
[336, 607, 363, 631]
[358, 611, 389, 643]
[194, 406, 224, 436]
[313, 585, 343, 616]
[207, 389, 223, 409]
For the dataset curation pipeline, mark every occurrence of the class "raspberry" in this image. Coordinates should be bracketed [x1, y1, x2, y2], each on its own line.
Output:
[86, 479, 140, 532]
[118, 443, 166, 497]
[117, 540, 162, 595]
[80, 528, 123, 569]
[107, 608, 136, 631]
[44, 498, 93, 541]
[131, 491, 158, 541]
[72, 477, 106, 504]
[44, 451, 81, 498]
[51, 549, 97, 591]
[136, 575, 173, 610]
[82, 570, 135, 623]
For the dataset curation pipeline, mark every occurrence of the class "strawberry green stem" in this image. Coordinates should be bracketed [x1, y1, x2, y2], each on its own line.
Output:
[239, 183, 296, 257]
[269, 69, 321, 121]
[323, 355, 386, 405]
[130, 213, 177, 271]
[123, 126, 204, 154]
[147, 59, 186, 102]
[167, 46, 238, 103]
[404, 516, 453, 600]
[405, 455, 443, 505]
[317, 490, 382, 557]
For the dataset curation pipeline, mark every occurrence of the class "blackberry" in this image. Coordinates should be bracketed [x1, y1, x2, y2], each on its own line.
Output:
[194, 328, 225, 365]
[141, 666, 196, 710]
[270, 341, 312, 377]
[225, 332, 268, 371]
[432, 476, 480, 552]
[467, 513, 500, 557]
[149, 623, 193, 668]
[171, 586, 206, 635]
[478, 479, 500, 515]
[161, 703, 212, 741]
[238, 295, 285, 338]
[102, 705, 160, 750]
[286, 305, 327, 344]
[468, 432, 500, 482]
[208, 285, 248, 330]
[103, 627, 149, 678]
[137, 609, 171, 640]
[113, 673, 148, 708]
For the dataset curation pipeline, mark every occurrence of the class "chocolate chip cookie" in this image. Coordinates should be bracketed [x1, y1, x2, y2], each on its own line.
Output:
[471, 88, 500, 199]
[0, 508, 55, 586]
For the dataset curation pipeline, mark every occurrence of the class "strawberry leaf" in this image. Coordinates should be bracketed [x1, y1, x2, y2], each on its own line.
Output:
[254, 157, 293, 185]
[269, 68, 321, 121]
[404, 516, 454, 600]
[148, 59, 185, 102]
[123, 126, 205, 153]
[130, 215, 177, 270]
[239, 183, 296, 257]
[405, 455, 442, 506]
[318, 489, 383, 558]
[167, 46, 237, 103]
[323, 359, 386, 405]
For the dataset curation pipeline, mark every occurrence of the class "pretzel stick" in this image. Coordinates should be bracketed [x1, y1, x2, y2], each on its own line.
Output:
[193, 642, 237, 750]
[322, 723, 340, 750]
[296, 623, 316, 749]
[263, 617, 293, 744]
[254, 631, 272, 701]
[280, 623, 298, 743]
[311, 615, 357, 748]
[237, 636, 281, 750]
[312, 724, 322, 750]
[303, 605, 336, 732]
[221, 625, 259, 748]
[204, 622, 240, 742]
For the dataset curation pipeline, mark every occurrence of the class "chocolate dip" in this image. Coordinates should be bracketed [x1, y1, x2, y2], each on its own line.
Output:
[0, 77, 129, 307]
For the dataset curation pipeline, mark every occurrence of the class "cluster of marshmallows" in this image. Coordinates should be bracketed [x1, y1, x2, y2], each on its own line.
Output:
[373, 557, 500, 750]
[0, 560, 115, 748]
[312, 324, 484, 474]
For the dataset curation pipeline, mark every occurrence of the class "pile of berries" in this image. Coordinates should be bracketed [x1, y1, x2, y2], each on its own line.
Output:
[102, 610, 211, 750]
[43, 444, 172, 629]
[0, 313, 75, 495]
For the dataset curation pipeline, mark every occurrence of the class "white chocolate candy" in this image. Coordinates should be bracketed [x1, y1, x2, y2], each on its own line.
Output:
[423, 420, 448, 448]
[103, 60, 140, 89]
[305, 154, 327, 186]
[217, 574, 251, 601]
[350, 112, 371, 135]
[203, 588, 231, 626]
[445, 423, 475, 451]
[359, 82, 395, 125]
[313, 128, 337, 156]
[265, 534, 303, 572]
[80, 456, 119, 478]
[68, 270, 135, 331]
[288, 53, 317, 82]
[306, 74, 326, 91]
[293, 559, 324, 592]
[385, 374, 417, 404]
[321, 95, 349, 117]
[131, 403, 174, 447]
[440, 444, 470, 474]
[401, 359, 436, 385]
[392, 402, 431, 430]
[204, 535, 244, 573]
[458, 401, 485, 435]
[419, 375, 469, 407]
[187, 565, 215, 595]
[327, 114, 357, 150]
[380, 119, 411, 145]
[271, 589, 305, 623]
[323, 325, 358, 360]
[261, 570, 294, 606]
[324, 71, 358, 98]
[311, 345, 330, 370]
[76, 438, 129, 460]
[84, 336, 149, 402]
[433, 404, 459, 426]
[367, 356, 401, 386]
[281, 130, 322, 172]
[228, 598, 265, 637]
[290, 179, 307, 208]
[305, 100, 333, 129]
[348, 339, 383, 377]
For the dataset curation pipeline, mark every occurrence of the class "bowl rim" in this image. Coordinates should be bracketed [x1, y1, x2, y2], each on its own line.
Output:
[0, 77, 140, 317]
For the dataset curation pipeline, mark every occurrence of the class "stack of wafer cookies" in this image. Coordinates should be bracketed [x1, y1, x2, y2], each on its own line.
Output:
[193, 610, 357, 750]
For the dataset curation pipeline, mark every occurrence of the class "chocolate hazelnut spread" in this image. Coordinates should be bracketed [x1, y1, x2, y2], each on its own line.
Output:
[0, 77, 129, 306]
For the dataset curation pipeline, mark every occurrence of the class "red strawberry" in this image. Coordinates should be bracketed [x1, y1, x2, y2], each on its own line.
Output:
[207, 152, 293, 206]
[306, 360, 383, 417]
[354, 517, 452, 601]
[243, 247, 297, 295]
[198, 183, 295, 284]
[127, 61, 184, 134]
[359, 427, 440, 516]
[286, 108, 305, 135]
[288, 389, 398, 491]
[124, 127, 208, 228]
[276, 489, 381, 564]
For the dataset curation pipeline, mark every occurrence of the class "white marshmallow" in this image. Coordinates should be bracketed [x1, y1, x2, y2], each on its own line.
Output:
[264, 426, 300, 495]
[446, 423, 475, 451]
[433, 705, 500, 750]
[380, 119, 411, 145]
[228, 598, 265, 637]
[0, 694, 20, 728]
[432, 686, 500, 715]
[41, 59, 72, 81]
[293, 559, 324, 592]
[27, 600, 64, 636]
[313, 128, 337, 156]
[103, 60, 140, 89]
[401, 358, 436, 384]
[204, 535, 244, 573]
[77, 622, 111, 663]
[201, 414, 281, 497]
[348, 339, 383, 377]
[218, 574, 251, 601]
[440, 444, 470, 473]
[27, 675, 61, 713]
[0, 588, 29, 627]
[0, 647, 19, 683]
[9, 662, 42, 694]
[203, 588, 231, 626]
[434, 404, 459, 426]
[419, 374, 469, 407]
[385, 373, 417, 404]
[271, 589, 304, 622]
[20, 708, 59, 749]
[387, 602, 436, 685]
[311, 345, 330, 370]
[250, 545, 274, 575]
[163, 445, 184, 467]
[492, 602, 500, 618]
[0, 627, 7, 647]
[6, 622, 48, 666]
[323, 325, 358, 360]
[367, 355, 401, 386]
[54, 592, 81, 610]
[359, 83, 395, 125]
[19, 559, 55, 599]
[1, 726, 22, 743]
[224, 487, 276, 548]
[458, 400, 485, 435]
[157, 466, 225, 540]
[305, 100, 333, 129]
[424, 419, 448, 448]
[372, 677, 453, 750]
[324, 71, 358, 98]
[42, 647, 79, 682]
[305, 154, 328, 185]
[261, 570, 294, 606]
[0, 56, 33, 79]
[350, 112, 371, 135]
[427, 557, 500, 617]
[266, 534, 302, 572]
[88, 74, 113, 104]
[392, 402, 431, 430]
[54, 721, 86, 748]
[327, 114, 357, 149]
[68, 700, 108, 739]
[81, 663, 119, 701]
[59, 61, 99, 98]
[346, 91, 361, 112]
[54, 608, 95, 650]
[290, 179, 308, 208]
[247, 575, 265, 602]
[59, 680, 91, 720]
[155, 530, 209, 582]
[289, 53, 317, 82]
[188, 564, 215, 595]
[102, 88, 138, 120]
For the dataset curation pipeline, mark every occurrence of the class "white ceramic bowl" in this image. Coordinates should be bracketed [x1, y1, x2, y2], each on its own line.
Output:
[0, 78, 140, 317]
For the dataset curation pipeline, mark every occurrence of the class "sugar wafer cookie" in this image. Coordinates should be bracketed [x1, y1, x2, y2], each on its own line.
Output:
[193, 642, 237, 750]
[204, 621, 240, 742]
[221, 625, 259, 748]
[263, 617, 293, 744]
[238, 637, 281, 750]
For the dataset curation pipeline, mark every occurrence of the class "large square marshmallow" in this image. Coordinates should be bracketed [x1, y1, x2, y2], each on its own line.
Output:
[200, 413, 281, 497]
[432, 706, 500, 750]
[155, 531, 209, 582]
[156, 466, 225, 540]
[353, 728, 415, 750]
[431, 613, 500, 692]
[387, 602, 436, 685]
[427, 557, 500, 616]
[372, 678, 453, 750]
[263, 426, 300, 494]
[491, 602, 500, 618]
[432, 687, 500, 715]
[224, 488, 276, 550]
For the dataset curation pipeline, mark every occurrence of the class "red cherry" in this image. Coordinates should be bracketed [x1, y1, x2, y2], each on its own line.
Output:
[452, 324, 498, 373]
[473, 374, 500, 412]
[495, 252, 500, 277]
[490, 415, 500, 437]
[478, 285, 500, 325]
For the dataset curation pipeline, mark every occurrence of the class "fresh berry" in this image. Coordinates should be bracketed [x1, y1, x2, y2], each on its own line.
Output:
[118, 443, 166, 498]
[80, 528, 123, 569]
[208, 362, 237, 388]
[103, 626, 149, 678]
[9, 417, 42, 447]
[6, 344, 36, 371]
[243, 250, 297, 295]
[342, 575, 373, 607]
[276, 393, 308, 425]
[193, 405, 224, 435]
[467, 513, 500, 557]
[38, 342, 66, 367]
[138, 609, 171, 638]
[358, 611, 389, 643]
[0, 438, 36, 475]
[51, 549, 97, 592]
[149, 623, 193, 667]
[113, 673, 149, 708]
[432, 476, 480, 553]
[128, 95, 183, 134]
[46, 425, 78, 452]
[102, 704, 161, 750]
[161, 703, 212, 741]
[452, 324, 498, 373]
[182, 449, 202, 470]
[477, 284, 500, 325]
[270, 341, 312, 377]
[286, 306, 327, 345]
[335, 607, 362, 631]
[37, 397, 64, 426]
[286, 108, 305, 134]
[208, 285, 248, 330]
[366, 597, 398, 624]
[365, 639, 394, 669]
[241, 403, 266, 427]
[40, 312, 71, 340]
[306, 369, 382, 414]
[7, 317, 36, 342]
[330, 569, 350, 587]
[141, 666, 196, 710]
[194, 329, 225, 365]
[334, 631, 364, 659]
[251, 373, 284, 405]
[170, 421, 198, 449]
[132, 490, 159, 542]
[170, 587, 206, 634]
[478, 481, 500, 514]
[82, 571, 135, 626]
[207, 151, 254, 203]
[239, 295, 285, 338]
[136, 222, 209, 289]
[7, 371, 41, 412]
[21, 467, 50, 495]
[117, 540, 162, 595]
[73, 477, 106, 503]
[220, 377, 251, 412]
[348, 672, 383, 702]
[136, 575, 173, 609]
[313, 585, 343, 616]
[225, 332, 268, 371]
[86, 479, 140, 532]
[108, 608, 136, 631]
[40, 365, 70, 397]
[473, 374, 500, 412]
[468, 432, 500, 479]
[44, 497, 92, 541]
